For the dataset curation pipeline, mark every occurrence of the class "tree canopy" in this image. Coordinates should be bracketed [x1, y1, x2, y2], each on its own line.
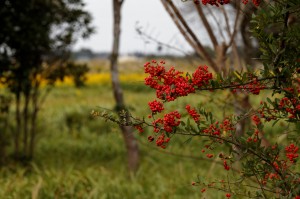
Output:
[0, 0, 94, 160]
[0, 0, 93, 89]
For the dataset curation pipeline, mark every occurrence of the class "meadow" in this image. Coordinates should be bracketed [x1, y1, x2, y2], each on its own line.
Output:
[0, 58, 291, 199]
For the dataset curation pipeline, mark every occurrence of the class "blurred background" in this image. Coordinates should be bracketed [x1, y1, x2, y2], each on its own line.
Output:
[0, 0, 287, 198]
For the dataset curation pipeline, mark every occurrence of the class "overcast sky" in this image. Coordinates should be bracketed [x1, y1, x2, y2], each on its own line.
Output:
[73, 0, 193, 55]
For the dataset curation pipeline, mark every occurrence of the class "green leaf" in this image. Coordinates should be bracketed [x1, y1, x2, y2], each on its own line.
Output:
[183, 137, 193, 145]
[272, 119, 279, 127]
[266, 97, 273, 106]
[187, 118, 190, 127]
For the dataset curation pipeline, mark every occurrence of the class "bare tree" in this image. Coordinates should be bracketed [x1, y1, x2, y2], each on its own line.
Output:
[111, 0, 139, 172]
[160, 0, 267, 142]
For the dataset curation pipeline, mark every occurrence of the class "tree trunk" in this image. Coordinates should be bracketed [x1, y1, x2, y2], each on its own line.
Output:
[29, 82, 39, 159]
[23, 91, 30, 156]
[110, 0, 139, 172]
[0, 95, 10, 165]
[230, 1, 270, 147]
[15, 90, 21, 156]
[215, 42, 227, 74]
[234, 95, 251, 138]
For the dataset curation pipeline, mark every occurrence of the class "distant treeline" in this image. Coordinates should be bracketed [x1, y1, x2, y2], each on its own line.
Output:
[72, 46, 260, 61]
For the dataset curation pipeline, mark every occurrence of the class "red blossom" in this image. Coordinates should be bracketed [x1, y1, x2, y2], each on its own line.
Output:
[277, 96, 300, 119]
[134, 125, 143, 133]
[152, 113, 178, 133]
[242, 78, 265, 95]
[220, 119, 234, 131]
[226, 193, 231, 198]
[252, 115, 261, 125]
[148, 100, 164, 114]
[273, 161, 280, 171]
[155, 133, 171, 149]
[155, 134, 165, 147]
[150, 111, 180, 147]
[203, 122, 219, 136]
[202, 119, 233, 137]
[148, 136, 154, 142]
[285, 143, 299, 163]
[223, 160, 230, 170]
[206, 154, 214, 158]
[268, 173, 279, 180]
[242, 0, 261, 6]
[192, 65, 213, 88]
[163, 111, 181, 132]
[201, 0, 230, 6]
[186, 105, 200, 122]
[252, 0, 261, 6]
[144, 61, 213, 102]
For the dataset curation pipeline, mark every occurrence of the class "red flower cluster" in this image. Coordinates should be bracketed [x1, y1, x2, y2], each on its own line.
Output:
[134, 125, 143, 133]
[201, 0, 230, 6]
[268, 173, 279, 180]
[198, 0, 261, 6]
[223, 160, 230, 170]
[261, 160, 288, 185]
[144, 61, 212, 102]
[203, 122, 221, 136]
[148, 136, 154, 142]
[242, 78, 265, 95]
[148, 110, 181, 149]
[186, 105, 200, 122]
[278, 97, 300, 119]
[252, 0, 261, 6]
[251, 115, 261, 126]
[279, 97, 291, 108]
[231, 77, 266, 95]
[246, 129, 260, 143]
[285, 143, 299, 163]
[203, 119, 234, 137]
[219, 119, 235, 132]
[191, 66, 213, 88]
[148, 100, 164, 114]
[257, 106, 277, 122]
[155, 133, 170, 148]
[226, 193, 231, 198]
[242, 0, 261, 6]
[153, 111, 181, 133]
[163, 111, 181, 132]
[145, 61, 194, 101]
[206, 154, 214, 158]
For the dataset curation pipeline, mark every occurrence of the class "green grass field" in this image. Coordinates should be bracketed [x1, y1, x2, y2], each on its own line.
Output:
[0, 59, 292, 199]
[0, 81, 232, 198]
